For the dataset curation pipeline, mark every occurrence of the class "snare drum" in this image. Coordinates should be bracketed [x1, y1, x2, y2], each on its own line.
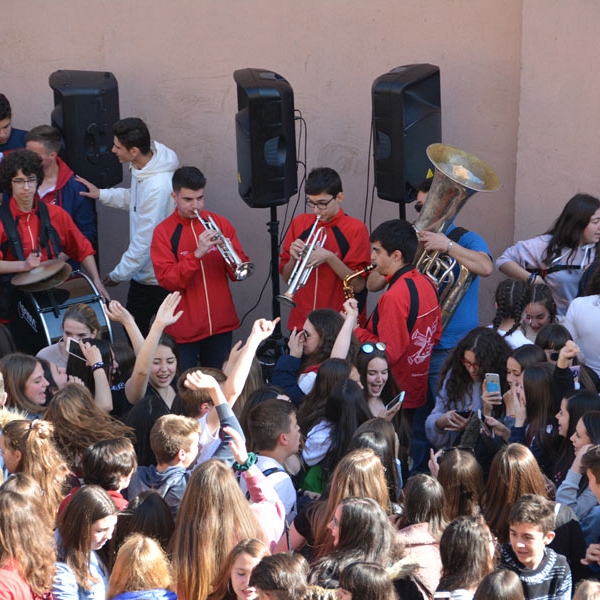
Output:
[13, 271, 113, 355]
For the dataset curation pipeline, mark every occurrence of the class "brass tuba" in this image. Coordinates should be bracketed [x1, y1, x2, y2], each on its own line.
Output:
[414, 143, 500, 328]
[276, 216, 328, 308]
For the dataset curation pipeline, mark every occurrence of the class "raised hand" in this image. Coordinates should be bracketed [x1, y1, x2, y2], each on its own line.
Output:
[154, 291, 184, 329]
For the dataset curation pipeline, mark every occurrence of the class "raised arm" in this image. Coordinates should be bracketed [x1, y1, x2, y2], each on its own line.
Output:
[78, 340, 112, 412]
[105, 300, 145, 355]
[222, 317, 280, 403]
[330, 298, 358, 359]
[124, 292, 183, 404]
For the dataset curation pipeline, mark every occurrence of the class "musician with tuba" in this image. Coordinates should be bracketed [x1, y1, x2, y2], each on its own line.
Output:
[151, 166, 251, 371]
[279, 167, 371, 332]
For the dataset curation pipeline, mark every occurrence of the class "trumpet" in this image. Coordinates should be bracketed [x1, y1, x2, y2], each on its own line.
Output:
[343, 264, 375, 299]
[194, 210, 254, 281]
[276, 216, 328, 307]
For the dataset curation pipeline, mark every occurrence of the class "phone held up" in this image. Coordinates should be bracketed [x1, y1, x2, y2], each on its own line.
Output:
[484, 372, 500, 394]
[385, 390, 405, 412]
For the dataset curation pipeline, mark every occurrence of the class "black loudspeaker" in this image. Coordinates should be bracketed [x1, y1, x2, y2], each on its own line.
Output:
[49, 70, 122, 188]
[372, 64, 441, 203]
[233, 68, 297, 208]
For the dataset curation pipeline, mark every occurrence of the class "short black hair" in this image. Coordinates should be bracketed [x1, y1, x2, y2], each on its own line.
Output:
[0, 149, 43, 193]
[112, 117, 151, 154]
[172, 166, 206, 192]
[0, 94, 12, 121]
[370, 219, 418, 264]
[305, 167, 343, 197]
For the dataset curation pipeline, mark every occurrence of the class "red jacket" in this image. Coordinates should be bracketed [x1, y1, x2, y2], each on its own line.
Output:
[355, 266, 442, 409]
[279, 210, 371, 331]
[151, 210, 247, 343]
[0, 197, 94, 263]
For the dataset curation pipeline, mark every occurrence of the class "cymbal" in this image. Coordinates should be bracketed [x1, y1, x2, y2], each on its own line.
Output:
[11, 259, 71, 290]
[19, 263, 73, 292]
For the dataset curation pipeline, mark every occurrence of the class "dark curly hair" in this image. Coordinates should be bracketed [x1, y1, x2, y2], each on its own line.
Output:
[544, 193, 600, 264]
[0, 149, 43, 194]
[492, 279, 531, 336]
[438, 327, 511, 409]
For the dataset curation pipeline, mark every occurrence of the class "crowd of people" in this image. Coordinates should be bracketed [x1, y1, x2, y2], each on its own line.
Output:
[2, 91, 600, 600]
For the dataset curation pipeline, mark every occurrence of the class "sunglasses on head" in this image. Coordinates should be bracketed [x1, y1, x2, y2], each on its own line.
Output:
[360, 342, 386, 354]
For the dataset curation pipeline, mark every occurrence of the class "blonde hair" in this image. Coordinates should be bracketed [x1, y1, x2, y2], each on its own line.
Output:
[107, 534, 173, 599]
[170, 460, 265, 600]
[574, 581, 600, 600]
[1, 419, 70, 516]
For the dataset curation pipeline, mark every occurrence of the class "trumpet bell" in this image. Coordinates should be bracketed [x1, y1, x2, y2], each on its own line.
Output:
[275, 292, 297, 308]
[235, 262, 255, 281]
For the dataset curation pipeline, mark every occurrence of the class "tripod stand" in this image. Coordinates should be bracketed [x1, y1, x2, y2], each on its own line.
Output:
[256, 205, 289, 381]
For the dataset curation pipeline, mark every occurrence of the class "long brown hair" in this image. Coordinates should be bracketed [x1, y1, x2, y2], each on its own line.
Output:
[1, 419, 70, 517]
[56, 485, 118, 590]
[311, 448, 389, 561]
[437, 448, 484, 521]
[437, 515, 495, 593]
[107, 534, 173, 599]
[45, 383, 134, 470]
[482, 443, 547, 543]
[170, 460, 265, 600]
[0, 353, 45, 415]
[0, 488, 56, 596]
[208, 538, 269, 600]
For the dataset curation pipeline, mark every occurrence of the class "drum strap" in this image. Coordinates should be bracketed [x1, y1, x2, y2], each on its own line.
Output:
[0, 200, 62, 260]
[0, 201, 26, 261]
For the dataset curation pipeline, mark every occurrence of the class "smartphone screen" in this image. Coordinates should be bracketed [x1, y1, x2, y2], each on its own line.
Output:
[485, 372, 501, 394]
[386, 391, 405, 411]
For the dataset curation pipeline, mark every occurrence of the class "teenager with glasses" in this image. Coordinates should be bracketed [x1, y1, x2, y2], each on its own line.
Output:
[279, 167, 371, 333]
[425, 327, 511, 452]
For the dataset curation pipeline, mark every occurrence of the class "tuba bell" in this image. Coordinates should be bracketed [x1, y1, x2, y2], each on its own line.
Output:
[414, 143, 500, 328]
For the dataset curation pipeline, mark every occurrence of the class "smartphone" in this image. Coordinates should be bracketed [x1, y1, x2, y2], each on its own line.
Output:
[477, 408, 493, 437]
[386, 391, 405, 411]
[66, 337, 85, 362]
[455, 410, 472, 419]
[484, 372, 501, 394]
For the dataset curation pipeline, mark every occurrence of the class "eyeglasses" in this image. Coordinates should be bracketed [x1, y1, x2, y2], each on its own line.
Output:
[461, 357, 480, 370]
[11, 176, 38, 188]
[360, 342, 386, 354]
[305, 195, 336, 210]
[548, 351, 560, 362]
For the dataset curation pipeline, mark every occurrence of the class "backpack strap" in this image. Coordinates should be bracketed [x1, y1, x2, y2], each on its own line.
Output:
[36, 200, 62, 259]
[447, 226, 468, 243]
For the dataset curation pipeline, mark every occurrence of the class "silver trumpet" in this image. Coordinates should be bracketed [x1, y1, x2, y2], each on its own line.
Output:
[276, 216, 328, 307]
[194, 210, 254, 281]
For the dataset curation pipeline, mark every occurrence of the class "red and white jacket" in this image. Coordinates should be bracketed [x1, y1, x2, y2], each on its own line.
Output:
[151, 210, 247, 344]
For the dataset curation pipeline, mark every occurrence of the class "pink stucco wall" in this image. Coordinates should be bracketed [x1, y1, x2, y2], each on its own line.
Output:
[4, 1, 593, 339]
